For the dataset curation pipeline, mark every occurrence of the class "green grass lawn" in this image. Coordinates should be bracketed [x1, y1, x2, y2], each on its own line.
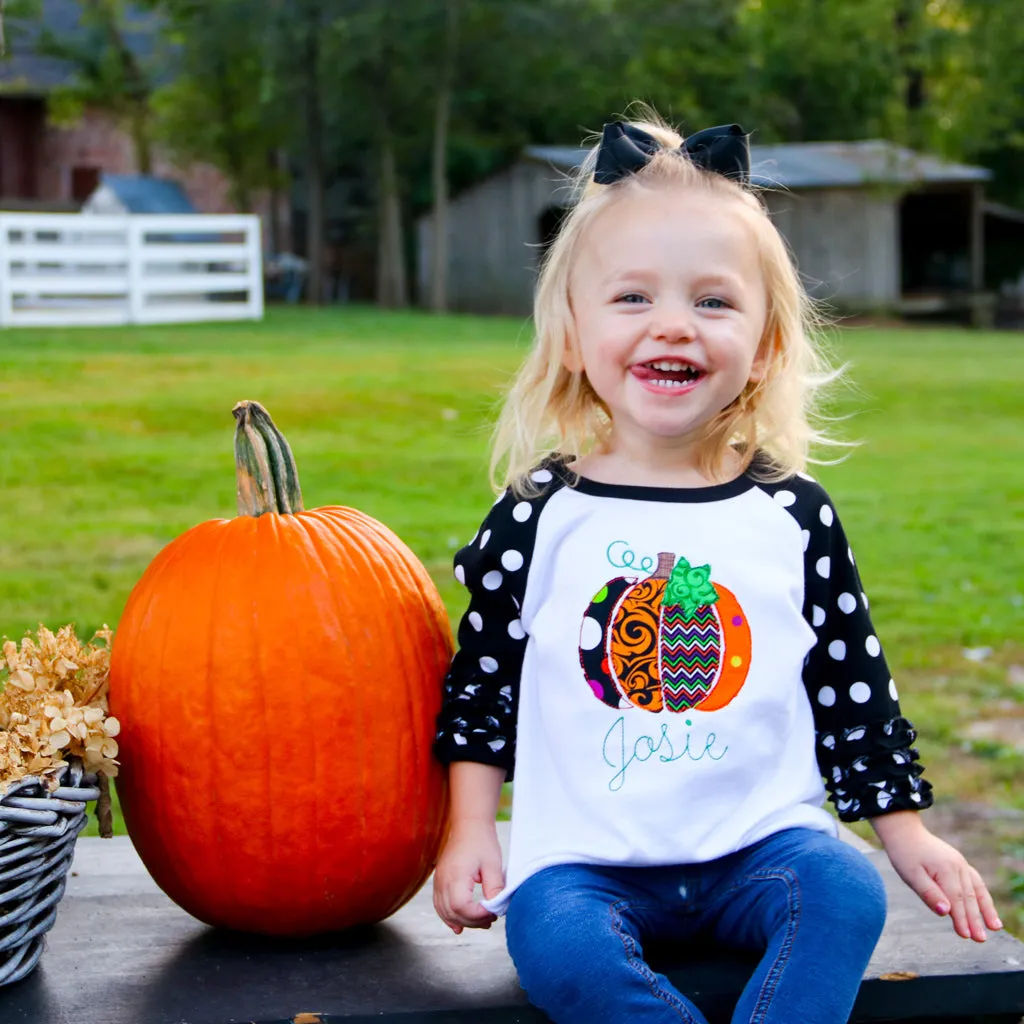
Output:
[2, 307, 1023, 918]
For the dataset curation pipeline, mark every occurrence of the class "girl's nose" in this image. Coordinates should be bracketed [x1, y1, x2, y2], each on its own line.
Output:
[650, 311, 696, 343]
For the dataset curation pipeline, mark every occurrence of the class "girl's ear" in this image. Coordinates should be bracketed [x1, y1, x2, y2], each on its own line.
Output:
[562, 322, 584, 373]
[562, 344, 584, 373]
[748, 325, 777, 383]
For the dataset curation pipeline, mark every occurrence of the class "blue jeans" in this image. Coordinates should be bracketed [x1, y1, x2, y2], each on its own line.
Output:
[505, 827, 886, 1024]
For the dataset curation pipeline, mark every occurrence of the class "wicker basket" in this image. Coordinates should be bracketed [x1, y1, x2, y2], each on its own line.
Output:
[0, 758, 101, 986]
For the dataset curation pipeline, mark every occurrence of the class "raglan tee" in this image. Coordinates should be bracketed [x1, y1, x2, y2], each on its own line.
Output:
[433, 459, 933, 916]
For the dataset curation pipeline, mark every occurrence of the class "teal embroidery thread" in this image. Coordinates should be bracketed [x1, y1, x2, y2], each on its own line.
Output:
[602, 715, 729, 792]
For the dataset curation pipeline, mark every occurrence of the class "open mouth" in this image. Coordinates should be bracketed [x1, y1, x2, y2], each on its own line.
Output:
[632, 359, 704, 389]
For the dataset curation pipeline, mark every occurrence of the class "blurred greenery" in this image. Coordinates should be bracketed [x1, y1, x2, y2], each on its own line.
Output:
[1, 307, 1022, 924]
[0, 310, 1019, 751]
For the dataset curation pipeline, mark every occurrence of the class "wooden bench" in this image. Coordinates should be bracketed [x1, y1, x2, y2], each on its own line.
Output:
[1, 823, 1022, 1023]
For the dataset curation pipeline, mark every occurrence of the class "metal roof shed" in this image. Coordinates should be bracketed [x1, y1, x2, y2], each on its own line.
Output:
[81, 174, 197, 215]
[417, 139, 999, 320]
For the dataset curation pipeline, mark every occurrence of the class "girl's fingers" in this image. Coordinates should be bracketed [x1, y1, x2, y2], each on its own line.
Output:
[969, 866, 1003, 933]
[960, 866, 987, 942]
[441, 872, 496, 930]
[936, 866, 971, 940]
[909, 865, 951, 917]
[433, 880, 459, 933]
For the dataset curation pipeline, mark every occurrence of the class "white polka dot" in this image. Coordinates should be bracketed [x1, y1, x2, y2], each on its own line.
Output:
[501, 549, 524, 571]
[487, 738, 505, 752]
[480, 656, 498, 673]
[822, 733, 836, 749]
[479, 529, 491, 548]
[508, 619, 526, 640]
[454, 564, 465, 585]
[531, 469, 553, 483]
[482, 570, 503, 591]
[580, 616, 603, 650]
[817, 686, 836, 707]
[850, 681, 872, 704]
[865, 635, 881, 657]
[816, 556, 831, 579]
[454, 734, 467, 746]
[911, 791, 922, 803]
[774, 489, 796, 507]
[828, 640, 846, 661]
[512, 501, 532, 522]
[889, 678, 898, 701]
[801, 529, 810, 551]
[837, 592, 857, 614]
[812, 605, 825, 627]
[876, 790, 892, 809]
[861, 592, 869, 608]
[819, 504, 834, 526]
[468, 611, 483, 632]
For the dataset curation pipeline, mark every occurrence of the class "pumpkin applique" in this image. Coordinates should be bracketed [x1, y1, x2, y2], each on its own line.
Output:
[579, 551, 751, 713]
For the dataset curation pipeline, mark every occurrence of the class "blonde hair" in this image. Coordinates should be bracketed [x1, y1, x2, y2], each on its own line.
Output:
[490, 109, 842, 497]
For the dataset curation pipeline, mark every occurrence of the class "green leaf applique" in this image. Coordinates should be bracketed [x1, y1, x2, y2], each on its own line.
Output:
[665, 557, 720, 619]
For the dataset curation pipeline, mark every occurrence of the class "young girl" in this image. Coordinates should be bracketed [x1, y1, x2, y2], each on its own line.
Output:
[431, 113, 1002, 1024]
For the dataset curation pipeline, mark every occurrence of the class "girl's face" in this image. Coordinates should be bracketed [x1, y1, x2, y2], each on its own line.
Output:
[566, 187, 769, 465]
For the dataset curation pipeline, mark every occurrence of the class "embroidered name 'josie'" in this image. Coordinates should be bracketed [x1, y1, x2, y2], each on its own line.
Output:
[602, 715, 729, 791]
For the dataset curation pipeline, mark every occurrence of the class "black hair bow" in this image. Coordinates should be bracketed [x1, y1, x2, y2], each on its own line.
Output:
[593, 122, 750, 186]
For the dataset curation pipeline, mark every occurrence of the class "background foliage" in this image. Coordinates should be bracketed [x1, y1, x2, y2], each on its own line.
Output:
[5, 0, 1024, 302]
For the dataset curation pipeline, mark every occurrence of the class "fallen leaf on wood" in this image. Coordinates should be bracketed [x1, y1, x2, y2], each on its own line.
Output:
[293, 1014, 323, 1024]
[879, 971, 919, 981]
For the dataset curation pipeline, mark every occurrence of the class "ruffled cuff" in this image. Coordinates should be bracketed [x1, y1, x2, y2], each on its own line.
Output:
[817, 715, 934, 822]
[432, 668, 517, 779]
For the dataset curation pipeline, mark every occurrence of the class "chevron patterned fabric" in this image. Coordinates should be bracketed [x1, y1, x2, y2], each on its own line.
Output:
[661, 604, 720, 711]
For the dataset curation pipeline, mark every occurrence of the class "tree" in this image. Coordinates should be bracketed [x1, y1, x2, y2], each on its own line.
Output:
[37, 0, 160, 173]
[146, 0, 290, 214]
[428, 0, 458, 312]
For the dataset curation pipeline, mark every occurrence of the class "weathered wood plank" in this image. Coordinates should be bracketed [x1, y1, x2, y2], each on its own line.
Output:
[0, 824, 1021, 1024]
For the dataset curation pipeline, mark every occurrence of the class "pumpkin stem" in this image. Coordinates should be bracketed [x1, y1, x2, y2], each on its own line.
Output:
[232, 401, 305, 517]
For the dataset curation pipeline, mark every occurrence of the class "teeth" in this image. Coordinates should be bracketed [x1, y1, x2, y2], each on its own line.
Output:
[655, 379, 692, 388]
[649, 360, 700, 378]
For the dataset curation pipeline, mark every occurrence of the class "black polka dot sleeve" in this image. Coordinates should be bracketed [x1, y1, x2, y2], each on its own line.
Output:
[760, 477, 934, 822]
[432, 472, 562, 781]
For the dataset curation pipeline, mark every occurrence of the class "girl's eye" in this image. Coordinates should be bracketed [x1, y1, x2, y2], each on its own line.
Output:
[698, 296, 732, 310]
[616, 292, 649, 305]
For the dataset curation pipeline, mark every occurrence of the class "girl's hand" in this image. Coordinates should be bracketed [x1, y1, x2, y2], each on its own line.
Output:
[873, 812, 1003, 942]
[432, 818, 505, 934]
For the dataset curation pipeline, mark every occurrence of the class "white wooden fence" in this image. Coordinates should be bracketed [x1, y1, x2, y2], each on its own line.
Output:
[0, 213, 263, 328]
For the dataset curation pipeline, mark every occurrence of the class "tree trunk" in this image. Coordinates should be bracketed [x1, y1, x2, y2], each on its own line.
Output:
[894, 2, 926, 147]
[376, 128, 408, 308]
[268, 148, 287, 254]
[83, 0, 153, 173]
[303, 4, 325, 305]
[130, 103, 153, 175]
[429, 0, 458, 312]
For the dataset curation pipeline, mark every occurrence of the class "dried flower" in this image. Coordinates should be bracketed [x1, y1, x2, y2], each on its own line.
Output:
[0, 624, 119, 792]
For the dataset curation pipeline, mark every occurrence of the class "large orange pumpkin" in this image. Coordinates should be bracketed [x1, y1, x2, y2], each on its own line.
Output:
[109, 401, 453, 936]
